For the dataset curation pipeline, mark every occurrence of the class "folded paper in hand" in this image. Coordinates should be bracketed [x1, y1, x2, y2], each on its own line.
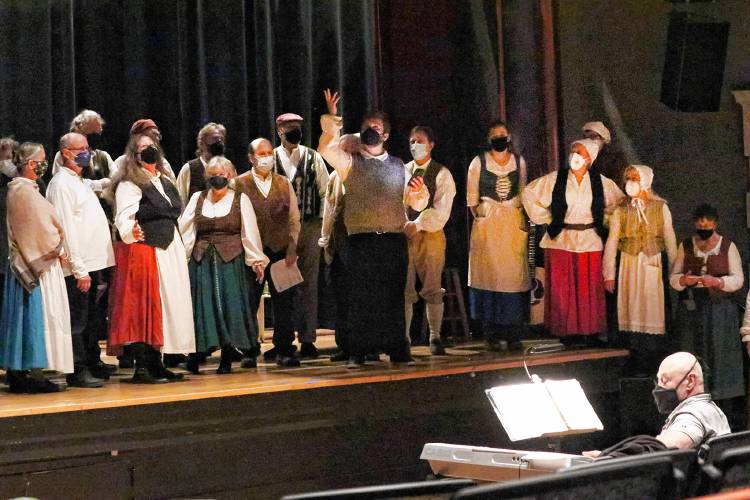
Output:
[485, 379, 603, 441]
[269, 259, 304, 293]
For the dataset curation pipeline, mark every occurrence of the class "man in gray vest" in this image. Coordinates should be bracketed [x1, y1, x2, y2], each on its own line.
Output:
[271, 113, 329, 359]
[403, 126, 456, 355]
[318, 89, 429, 368]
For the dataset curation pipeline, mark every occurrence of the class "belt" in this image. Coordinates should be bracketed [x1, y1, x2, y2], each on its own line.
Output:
[563, 223, 595, 231]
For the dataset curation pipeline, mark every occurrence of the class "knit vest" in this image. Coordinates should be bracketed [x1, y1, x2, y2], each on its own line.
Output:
[236, 173, 291, 253]
[618, 200, 666, 257]
[548, 168, 605, 240]
[275, 147, 321, 221]
[343, 154, 407, 235]
[681, 237, 732, 298]
[187, 158, 207, 200]
[135, 177, 182, 249]
[478, 152, 521, 202]
[192, 191, 243, 263]
[407, 160, 443, 221]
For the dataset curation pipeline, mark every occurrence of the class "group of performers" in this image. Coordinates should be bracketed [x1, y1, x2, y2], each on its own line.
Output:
[0, 93, 748, 401]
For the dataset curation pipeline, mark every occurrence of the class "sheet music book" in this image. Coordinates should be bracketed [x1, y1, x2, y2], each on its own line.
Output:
[485, 379, 603, 441]
[269, 259, 304, 293]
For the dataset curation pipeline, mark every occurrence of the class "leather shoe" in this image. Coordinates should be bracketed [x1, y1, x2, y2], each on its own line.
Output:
[329, 351, 348, 362]
[67, 368, 105, 388]
[264, 344, 297, 360]
[276, 354, 301, 367]
[32, 378, 65, 393]
[216, 361, 232, 374]
[390, 355, 416, 366]
[429, 339, 446, 355]
[241, 357, 257, 369]
[299, 342, 319, 359]
[130, 367, 168, 384]
[185, 354, 202, 375]
[346, 356, 365, 369]
[365, 352, 381, 362]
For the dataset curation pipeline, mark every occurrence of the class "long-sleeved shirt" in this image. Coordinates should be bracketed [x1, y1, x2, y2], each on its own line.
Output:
[52, 150, 115, 194]
[178, 189, 269, 269]
[405, 159, 455, 233]
[319, 171, 344, 251]
[522, 169, 624, 252]
[603, 202, 678, 281]
[234, 169, 301, 246]
[669, 236, 744, 293]
[317, 114, 429, 212]
[46, 167, 115, 278]
[175, 157, 206, 207]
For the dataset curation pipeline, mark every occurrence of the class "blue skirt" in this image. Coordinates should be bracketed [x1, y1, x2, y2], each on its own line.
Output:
[0, 267, 47, 370]
[469, 288, 529, 327]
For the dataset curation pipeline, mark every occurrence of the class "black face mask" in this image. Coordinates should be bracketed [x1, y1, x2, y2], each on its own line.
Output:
[284, 128, 302, 145]
[208, 141, 225, 157]
[360, 127, 382, 146]
[208, 175, 229, 189]
[140, 146, 160, 164]
[490, 136, 509, 152]
[652, 358, 698, 415]
[696, 229, 714, 241]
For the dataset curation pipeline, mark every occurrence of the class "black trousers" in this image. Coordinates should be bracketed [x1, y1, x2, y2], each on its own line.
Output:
[65, 269, 110, 369]
[347, 233, 408, 358]
[329, 247, 352, 355]
[255, 248, 297, 356]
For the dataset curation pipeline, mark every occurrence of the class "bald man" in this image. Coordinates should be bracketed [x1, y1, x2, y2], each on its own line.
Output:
[653, 352, 730, 449]
[584, 352, 729, 458]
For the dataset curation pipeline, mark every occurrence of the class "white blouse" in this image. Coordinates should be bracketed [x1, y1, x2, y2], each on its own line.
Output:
[522, 169, 624, 252]
[178, 190, 269, 269]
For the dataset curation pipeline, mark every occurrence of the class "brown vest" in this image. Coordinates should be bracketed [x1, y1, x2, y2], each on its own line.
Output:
[682, 236, 732, 298]
[407, 160, 443, 222]
[235, 173, 291, 253]
[617, 199, 666, 257]
[188, 158, 207, 200]
[192, 191, 244, 263]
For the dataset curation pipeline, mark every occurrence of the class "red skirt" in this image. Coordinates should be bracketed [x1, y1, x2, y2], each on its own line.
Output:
[107, 241, 163, 355]
[544, 249, 606, 337]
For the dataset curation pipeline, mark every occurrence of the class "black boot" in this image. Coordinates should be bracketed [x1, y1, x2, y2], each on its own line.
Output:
[130, 344, 168, 384]
[148, 348, 184, 381]
[186, 353, 202, 375]
[67, 366, 105, 388]
[7, 370, 34, 393]
[217, 347, 233, 374]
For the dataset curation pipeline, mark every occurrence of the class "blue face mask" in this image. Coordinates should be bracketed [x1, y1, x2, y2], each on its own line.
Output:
[74, 149, 91, 168]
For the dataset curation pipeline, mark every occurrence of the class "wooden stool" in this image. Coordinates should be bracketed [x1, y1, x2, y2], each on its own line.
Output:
[421, 267, 470, 342]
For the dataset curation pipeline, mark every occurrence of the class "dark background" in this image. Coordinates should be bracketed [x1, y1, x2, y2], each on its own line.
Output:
[1, 0, 748, 268]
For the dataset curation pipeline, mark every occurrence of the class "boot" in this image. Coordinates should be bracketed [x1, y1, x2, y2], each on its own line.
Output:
[217, 346, 233, 374]
[426, 302, 446, 355]
[67, 366, 105, 388]
[186, 353, 202, 375]
[149, 348, 184, 381]
[130, 343, 168, 384]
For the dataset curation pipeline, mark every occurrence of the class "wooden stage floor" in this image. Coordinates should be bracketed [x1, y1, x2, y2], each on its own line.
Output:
[0, 331, 628, 419]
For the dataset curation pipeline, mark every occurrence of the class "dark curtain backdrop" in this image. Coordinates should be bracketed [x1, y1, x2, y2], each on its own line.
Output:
[0, 0, 379, 174]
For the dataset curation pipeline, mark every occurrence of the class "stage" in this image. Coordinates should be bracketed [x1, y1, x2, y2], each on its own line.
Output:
[0, 336, 629, 499]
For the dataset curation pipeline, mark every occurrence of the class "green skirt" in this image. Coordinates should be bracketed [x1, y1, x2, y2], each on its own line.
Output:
[189, 246, 258, 354]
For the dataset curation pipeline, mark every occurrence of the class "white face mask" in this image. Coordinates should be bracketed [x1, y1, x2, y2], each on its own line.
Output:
[568, 153, 587, 171]
[410, 143, 429, 161]
[0, 159, 17, 178]
[255, 156, 274, 172]
[625, 180, 641, 197]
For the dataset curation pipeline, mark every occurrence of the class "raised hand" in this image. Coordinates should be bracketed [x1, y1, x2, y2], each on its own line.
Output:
[324, 89, 341, 116]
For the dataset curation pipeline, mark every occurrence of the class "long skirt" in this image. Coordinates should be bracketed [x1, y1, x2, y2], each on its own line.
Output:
[347, 232, 408, 358]
[189, 246, 258, 354]
[469, 289, 529, 327]
[675, 290, 744, 400]
[108, 241, 164, 355]
[0, 267, 47, 370]
[617, 252, 666, 334]
[39, 261, 73, 373]
[544, 249, 606, 337]
[156, 229, 196, 354]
